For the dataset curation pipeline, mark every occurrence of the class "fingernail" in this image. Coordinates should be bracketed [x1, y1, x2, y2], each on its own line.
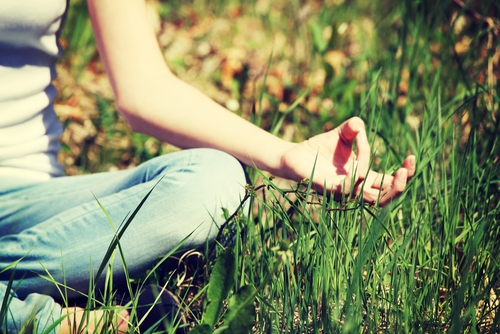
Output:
[409, 156, 416, 168]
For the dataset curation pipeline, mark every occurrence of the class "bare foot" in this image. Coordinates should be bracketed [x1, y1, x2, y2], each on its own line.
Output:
[59, 307, 129, 334]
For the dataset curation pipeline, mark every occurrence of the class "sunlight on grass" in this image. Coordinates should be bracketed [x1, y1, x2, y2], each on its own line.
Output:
[3, 0, 495, 333]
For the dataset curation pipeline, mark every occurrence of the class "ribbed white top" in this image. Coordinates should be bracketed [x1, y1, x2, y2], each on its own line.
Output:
[0, 0, 67, 182]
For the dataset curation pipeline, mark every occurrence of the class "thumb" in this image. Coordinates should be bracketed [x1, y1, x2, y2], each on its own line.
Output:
[337, 117, 365, 145]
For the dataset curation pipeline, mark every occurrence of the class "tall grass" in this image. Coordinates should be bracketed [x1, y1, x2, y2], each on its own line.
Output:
[237, 97, 499, 333]
[2, 0, 498, 333]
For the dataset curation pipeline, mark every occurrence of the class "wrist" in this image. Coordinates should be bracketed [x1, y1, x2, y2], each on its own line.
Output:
[263, 139, 296, 178]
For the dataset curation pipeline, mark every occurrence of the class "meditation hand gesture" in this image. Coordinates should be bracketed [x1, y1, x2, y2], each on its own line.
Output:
[279, 117, 416, 206]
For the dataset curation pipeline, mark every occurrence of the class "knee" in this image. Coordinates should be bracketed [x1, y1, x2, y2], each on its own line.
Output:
[192, 148, 247, 212]
[151, 148, 246, 247]
[181, 149, 247, 245]
[200, 148, 246, 182]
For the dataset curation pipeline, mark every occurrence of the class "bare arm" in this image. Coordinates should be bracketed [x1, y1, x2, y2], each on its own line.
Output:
[86, 0, 415, 204]
[86, 0, 291, 176]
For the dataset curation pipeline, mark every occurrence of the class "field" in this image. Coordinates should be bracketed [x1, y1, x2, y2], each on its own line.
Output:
[22, 0, 500, 333]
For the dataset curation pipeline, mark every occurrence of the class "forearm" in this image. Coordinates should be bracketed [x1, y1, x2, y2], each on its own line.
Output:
[87, 0, 295, 176]
[119, 73, 295, 176]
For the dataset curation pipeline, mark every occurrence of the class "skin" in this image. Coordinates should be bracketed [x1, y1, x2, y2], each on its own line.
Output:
[59, 307, 129, 333]
[59, 0, 416, 332]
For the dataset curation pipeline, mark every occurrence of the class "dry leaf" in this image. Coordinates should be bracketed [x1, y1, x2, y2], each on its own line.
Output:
[325, 50, 346, 77]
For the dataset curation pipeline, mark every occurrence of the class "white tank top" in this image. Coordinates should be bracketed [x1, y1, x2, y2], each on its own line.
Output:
[0, 0, 67, 182]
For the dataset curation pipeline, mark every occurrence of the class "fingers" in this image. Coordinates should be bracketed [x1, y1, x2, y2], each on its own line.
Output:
[369, 155, 415, 189]
[378, 168, 408, 206]
[361, 168, 407, 206]
[335, 117, 370, 184]
[403, 155, 416, 178]
[339, 160, 358, 195]
[358, 155, 416, 206]
[369, 170, 393, 190]
[326, 117, 416, 206]
[336, 117, 365, 144]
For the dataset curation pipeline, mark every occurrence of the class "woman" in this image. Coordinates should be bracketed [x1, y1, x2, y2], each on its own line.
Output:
[0, 0, 416, 333]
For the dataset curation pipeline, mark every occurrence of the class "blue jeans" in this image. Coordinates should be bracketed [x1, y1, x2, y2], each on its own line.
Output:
[0, 149, 247, 334]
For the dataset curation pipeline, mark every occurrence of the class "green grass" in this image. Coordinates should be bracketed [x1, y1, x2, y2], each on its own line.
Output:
[2, 0, 499, 333]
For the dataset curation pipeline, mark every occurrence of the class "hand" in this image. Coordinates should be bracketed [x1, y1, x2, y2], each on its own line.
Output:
[279, 117, 416, 206]
[59, 307, 129, 334]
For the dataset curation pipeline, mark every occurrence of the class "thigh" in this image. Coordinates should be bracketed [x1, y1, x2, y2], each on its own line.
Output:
[0, 150, 186, 234]
[0, 149, 246, 301]
[0, 149, 244, 234]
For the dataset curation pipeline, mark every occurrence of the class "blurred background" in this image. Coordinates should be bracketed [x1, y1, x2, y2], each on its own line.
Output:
[55, 0, 499, 175]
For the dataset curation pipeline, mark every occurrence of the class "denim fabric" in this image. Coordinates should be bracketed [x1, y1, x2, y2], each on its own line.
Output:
[0, 148, 247, 334]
